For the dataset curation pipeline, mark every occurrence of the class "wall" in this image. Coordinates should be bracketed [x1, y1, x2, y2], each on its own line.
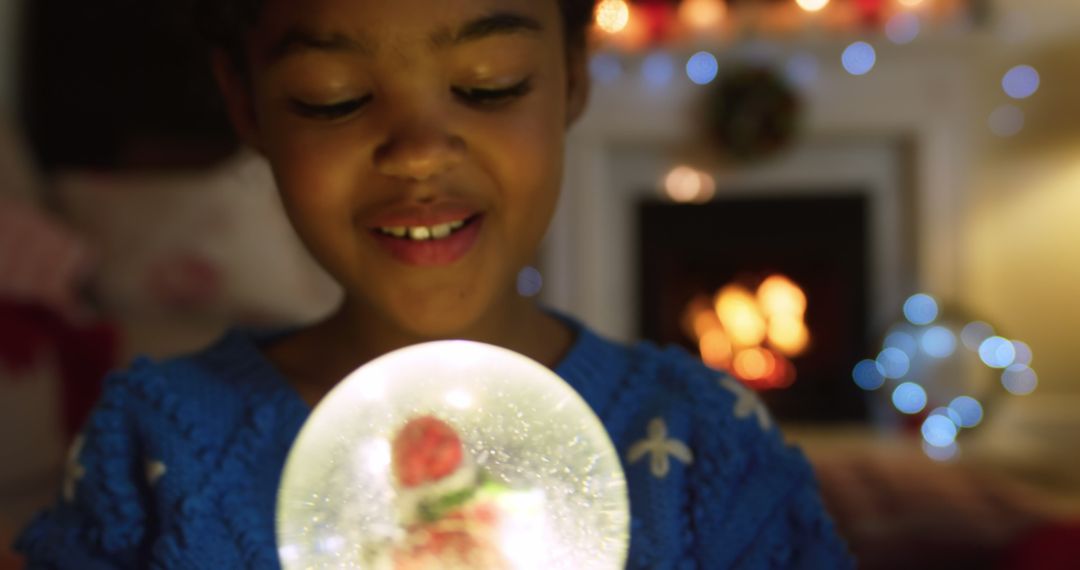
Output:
[0, 0, 19, 112]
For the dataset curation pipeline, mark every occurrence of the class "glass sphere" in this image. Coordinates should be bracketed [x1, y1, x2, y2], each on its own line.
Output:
[277, 341, 629, 569]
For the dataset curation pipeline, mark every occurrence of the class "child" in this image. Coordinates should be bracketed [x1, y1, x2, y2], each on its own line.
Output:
[17, 0, 852, 567]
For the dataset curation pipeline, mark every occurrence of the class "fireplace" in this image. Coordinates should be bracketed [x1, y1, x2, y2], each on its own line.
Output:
[639, 193, 870, 422]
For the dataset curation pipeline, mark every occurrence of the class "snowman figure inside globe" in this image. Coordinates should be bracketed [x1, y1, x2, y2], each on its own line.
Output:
[388, 415, 543, 570]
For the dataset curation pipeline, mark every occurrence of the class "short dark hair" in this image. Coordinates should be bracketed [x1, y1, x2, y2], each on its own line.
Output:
[194, 0, 596, 67]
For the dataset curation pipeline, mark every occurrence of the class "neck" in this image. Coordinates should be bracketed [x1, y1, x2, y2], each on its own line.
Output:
[288, 289, 574, 393]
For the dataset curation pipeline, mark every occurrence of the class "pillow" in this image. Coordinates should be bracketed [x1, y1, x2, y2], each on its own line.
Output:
[55, 151, 342, 325]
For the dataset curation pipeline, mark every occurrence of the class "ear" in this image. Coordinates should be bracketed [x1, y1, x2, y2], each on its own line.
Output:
[564, 45, 591, 127]
[210, 50, 264, 153]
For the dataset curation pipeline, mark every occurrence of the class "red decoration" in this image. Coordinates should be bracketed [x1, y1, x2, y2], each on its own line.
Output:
[0, 301, 118, 439]
[392, 415, 466, 488]
[854, 0, 886, 28]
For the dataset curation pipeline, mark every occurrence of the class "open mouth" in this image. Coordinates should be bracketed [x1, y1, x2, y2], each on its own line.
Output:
[373, 214, 482, 242]
[369, 214, 485, 267]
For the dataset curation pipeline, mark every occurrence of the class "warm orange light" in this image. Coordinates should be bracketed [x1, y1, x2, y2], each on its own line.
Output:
[733, 348, 777, 382]
[680, 295, 713, 341]
[715, 285, 767, 347]
[795, 0, 830, 12]
[693, 309, 723, 341]
[595, 0, 631, 34]
[898, 0, 925, 6]
[664, 166, 716, 204]
[685, 274, 810, 390]
[757, 274, 807, 318]
[768, 315, 810, 357]
[700, 329, 733, 371]
[678, 0, 726, 32]
[764, 352, 798, 389]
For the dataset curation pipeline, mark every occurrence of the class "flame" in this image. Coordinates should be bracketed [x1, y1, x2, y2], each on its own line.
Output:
[767, 315, 810, 357]
[757, 275, 807, 319]
[683, 274, 811, 390]
[715, 285, 767, 347]
[700, 329, 733, 371]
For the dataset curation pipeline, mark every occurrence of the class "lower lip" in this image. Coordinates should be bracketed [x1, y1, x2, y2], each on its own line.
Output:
[370, 216, 484, 267]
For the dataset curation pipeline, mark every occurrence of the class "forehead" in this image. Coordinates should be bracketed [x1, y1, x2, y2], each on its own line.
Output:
[250, 0, 562, 62]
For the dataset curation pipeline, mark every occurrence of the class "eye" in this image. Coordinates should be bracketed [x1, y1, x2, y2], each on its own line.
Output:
[453, 78, 533, 107]
[289, 94, 373, 120]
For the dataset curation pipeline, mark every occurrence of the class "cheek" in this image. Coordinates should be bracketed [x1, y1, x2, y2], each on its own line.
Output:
[471, 95, 567, 234]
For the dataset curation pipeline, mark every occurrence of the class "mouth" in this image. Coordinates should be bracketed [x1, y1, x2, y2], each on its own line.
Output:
[369, 214, 484, 267]
[373, 215, 480, 242]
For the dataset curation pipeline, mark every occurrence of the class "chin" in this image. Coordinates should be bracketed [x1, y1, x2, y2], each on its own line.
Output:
[384, 296, 492, 341]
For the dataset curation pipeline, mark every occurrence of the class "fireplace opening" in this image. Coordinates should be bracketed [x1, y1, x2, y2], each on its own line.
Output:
[639, 193, 870, 422]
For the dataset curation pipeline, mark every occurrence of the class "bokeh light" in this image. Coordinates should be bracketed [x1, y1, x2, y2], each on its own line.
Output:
[700, 329, 734, 371]
[796, 0, 830, 12]
[877, 347, 911, 379]
[686, 51, 720, 85]
[842, 41, 877, 76]
[1002, 65, 1040, 99]
[686, 275, 809, 390]
[663, 165, 716, 203]
[733, 348, 776, 382]
[885, 12, 921, 45]
[1011, 340, 1034, 367]
[989, 104, 1025, 137]
[884, 330, 919, 358]
[1002, 364, 1038, 395]
[948, 396, 984, 428]
[517, 266, 544, 298]
[923, 440, 959, 462]
[903, 293, 939, 325]
[641, 52, 676, 89]
[757, 275, 807, 318]
[961, 321, 994, 351]
[767, 316, 810, 357]
[589, 53, 623, 85]
[715, 285, 768, 346]
[922, 414, 958, 448]
[921, 326, 957, 358]
[898, 0, 926, 6]
[979, 336, 1017, 368]
[595, 0, 631, 34]
[853, 359, 886, 391]
[892, 382, 928, 414]
[785, 52, 820, 90]
[678, 0, 726, 32]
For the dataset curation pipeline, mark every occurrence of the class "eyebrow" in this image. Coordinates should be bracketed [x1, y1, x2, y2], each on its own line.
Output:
[267, 30, 374, 61]
[432, 12, 545, 48]
[267, 12, 544, 62]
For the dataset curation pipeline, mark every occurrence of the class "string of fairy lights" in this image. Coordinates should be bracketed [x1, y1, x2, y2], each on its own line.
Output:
[588, 0, 1042, 147]
[591, 2, 1047, 457]
[853, 294, 1037, 461]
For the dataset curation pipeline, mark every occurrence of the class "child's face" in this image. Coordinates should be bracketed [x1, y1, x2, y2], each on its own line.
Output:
[218, 0, 587, 337]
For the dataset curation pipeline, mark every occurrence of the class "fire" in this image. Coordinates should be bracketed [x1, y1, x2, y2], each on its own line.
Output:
[683, 274, 810, 390]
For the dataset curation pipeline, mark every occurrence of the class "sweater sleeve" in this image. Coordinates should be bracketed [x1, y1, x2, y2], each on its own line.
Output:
[684, 369, 854, 569]
[16, 369, 150, 569]
[727, 462, 854, 569]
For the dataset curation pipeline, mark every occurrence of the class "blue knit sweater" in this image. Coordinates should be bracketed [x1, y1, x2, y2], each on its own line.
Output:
[17, 319, 852, 569]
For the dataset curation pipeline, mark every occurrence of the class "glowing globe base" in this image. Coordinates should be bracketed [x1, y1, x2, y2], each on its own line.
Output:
[276, 341, 629, 569]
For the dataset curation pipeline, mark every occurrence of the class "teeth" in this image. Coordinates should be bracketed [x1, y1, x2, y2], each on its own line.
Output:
[378, 218, 471, 241]
[430, 223, 452, 239]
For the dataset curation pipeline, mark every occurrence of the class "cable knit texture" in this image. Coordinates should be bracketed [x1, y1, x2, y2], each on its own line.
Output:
[17, 318, 852, 569]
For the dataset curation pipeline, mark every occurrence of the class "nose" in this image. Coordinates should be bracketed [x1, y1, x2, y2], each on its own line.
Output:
[374, 121, 466, 182]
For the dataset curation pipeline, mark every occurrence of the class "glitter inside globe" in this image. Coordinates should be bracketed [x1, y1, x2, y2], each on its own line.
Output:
[276, 341, 629, 569]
